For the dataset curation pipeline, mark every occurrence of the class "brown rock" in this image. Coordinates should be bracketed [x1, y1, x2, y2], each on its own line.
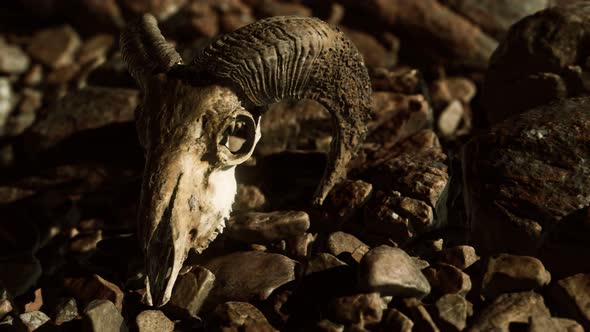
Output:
[316, 319, 345, 332]
[381, 308, 413, 332]
[23, 288, 43, 312]
[64, 274, 124, 312]
[468, 291, 550, 332]
[204, 251, 297, 305]
[83, 299, 128, 332]
[326, 232, 369, 263]
[325, 180, 373, 226]
[121, 0, 187, 19]
[402, 298, 440, 332]
[434, 294, 473, 332]
[233, 184, 266, 211]
[483, 3, 590, 123]
[211, 301, 277, 332]
[167, 265, 215, 319]
[46, 63, 80, 85]
[22, 64, 43, 87]
[430, 77, 477, 107]
[225, 211, 310, 244]
[437, 100, 464, 137]
[54, 297, 78, 325]
[528, 314, 585, 332]
[78, 34, 114, 65]
[330, 293, 386, 325]
[285, 233, 315, 260]
[136, 310, 174, 332]
[438, 245, 479, 270]
[0, 42, 30, 74]
[0, 287, 12, 321]
[256, 0, 312, 17]
[359, 246, 431, 298]
[27, 25, 81, 68]
[423, 263, 472, 297]
[550, 273, 590, 330]
[462, 97, 590, 274]
[305, 253, 347, 276]
[342, 28, 397, 69]
[481, 254, 551, 299]
[371, 67, 422, 94]
[163, 1, 219, 38]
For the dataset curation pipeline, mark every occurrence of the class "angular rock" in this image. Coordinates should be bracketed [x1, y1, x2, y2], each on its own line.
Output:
[528, 314, 585, 332]
[54, 297, 78, 325]
[0, 77, 15, 132]
[136, 310, 174, 332]
[23, 288, 43, 312]
[0, 287, 12, 321]
[462, 97, 590, 272]
[423, 263, 472, 296]
[24, 86, 138, 152]
[437, 100, 464, 137]
[83, 300, 127, 332]
[382, 308, 413, 331]
[27, 25, 81, 68]
[359, 246, 430, 299]
[233, 184, 266, 211]
[0, 42, 30, 74]
[64, 274, 124, 312]
[285, 233, 315, 260]
[402, 298, 440, 332]
[167, 265, 215, 319]
[438, 245, 479, 270]
[325, 180, 373, 226]
[434, 294, 473, 332]
[204, 251, 297, 305]
[468, 291, 550, 331]
[326, 232, 369, 264]
[330, 293, 386, 325]
[78, 34, 114, 65]
[481, 254, 551, 299]
[22, 64, 43, 87]
[210, 301, 276, 332]
[483, 3, 590, 123]
[225, 211, 310, 244]
[305, 253, 347, 276]
[550, 273, 590, 330]
[19, 311, 50, 331]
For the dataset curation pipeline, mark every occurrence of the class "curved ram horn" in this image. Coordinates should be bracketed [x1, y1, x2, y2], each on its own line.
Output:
[193, 16, 372, 206]
[120, 14, 183, 86]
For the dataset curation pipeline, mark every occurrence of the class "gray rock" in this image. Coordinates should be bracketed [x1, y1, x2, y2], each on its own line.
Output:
[19, 311, 50, 331]
[167, 265, 215, 319]
[211, 301, 276, 332]
[482, 254, 551, 299]
[225, 211, 310, 244]
[0, 42, 29, 74]
[305, 253, 347, 276]
[136, 310, 174, 332]
[54, 297, 78, 325]
[438, 245, 479, 270]
[359, 246, 431, 299]
[204, 251, 297, 305]
[382, 308, 414, 332]
[435, 294, 473, 332]
[27, 25, 81, 68]
[550, 273, 590, 330]
[326, 232, 369, 263]
[468, 291, 550, 332]
[423, 263, 472, 297]
[83, 300, 127, 332]
[330, 293, 386, 325]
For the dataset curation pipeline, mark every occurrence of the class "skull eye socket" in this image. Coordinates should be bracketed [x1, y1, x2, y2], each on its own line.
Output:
[217, 111, 257, 165]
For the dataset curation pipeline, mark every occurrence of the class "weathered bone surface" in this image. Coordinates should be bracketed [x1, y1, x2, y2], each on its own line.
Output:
[120, 14, 371, 307]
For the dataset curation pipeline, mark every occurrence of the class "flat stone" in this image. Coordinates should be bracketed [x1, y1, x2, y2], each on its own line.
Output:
[438, 245, 479, 270]
[468, 291, 550, 331]
[382, 308, 413, 332]
[225, 211, 310, 244]
[211, 301, 276, 332]
[19, 311, 50, 331]
[305, 253, 347, 276]
[27, 25, 81, 68]
[359, 245, 431, 299]
[83, 299, 128, 332]
[330, 293, 386, 325]
[64, 274, 124, 312]
[167, 265, 215, 319]
[233, 184, 266, 211]
[54, 297, 78, 325]
[435, 294, 473, 332]
[204, 251, 297, 305]
[326, 232, 369, 264]
[0, 42, 30, 74]
[423, 263, 471, 296]
[136, 310, 174, 332]
[550, 273, 590, 330]
[481, 254, 551, 299]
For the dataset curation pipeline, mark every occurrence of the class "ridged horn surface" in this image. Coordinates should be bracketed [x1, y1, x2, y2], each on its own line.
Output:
[120, 14, 182, 85]
[194, 16, 372, 206]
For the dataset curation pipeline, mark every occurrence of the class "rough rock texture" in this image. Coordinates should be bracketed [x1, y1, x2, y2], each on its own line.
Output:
[83, 300, 128, 332]
[167, 265, 215, 318]
[481, 254, 551, 299]
[210, 301, 277, 332]
[64, 274, 124, 312]
[329, 293, 386, 325]
[136, 310, 174, 332]
[324, 180, 373, 226]
[358, 246, 431, 299]
[435, 294, 473, 332]
[550, 273, 590, 330]
[382, 308, 413, 332]
[468, 292, 550, 332]
[423, 263, 472, 297]
[204, 251, 297, 306]
[483, 3, 590, 123]
[463, 97, 590, 277]
[225, 211, 310, 244]
[53, 297, 78, 325]
[438, 245, 479, 270]
[305, 253, 347, 276]
[326, 232, 369, 264]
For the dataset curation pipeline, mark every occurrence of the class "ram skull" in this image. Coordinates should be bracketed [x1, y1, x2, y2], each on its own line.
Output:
[120, 14, 371, 307]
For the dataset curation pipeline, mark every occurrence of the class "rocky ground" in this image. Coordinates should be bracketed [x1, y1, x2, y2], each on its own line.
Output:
[0, 0, 589, 331]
